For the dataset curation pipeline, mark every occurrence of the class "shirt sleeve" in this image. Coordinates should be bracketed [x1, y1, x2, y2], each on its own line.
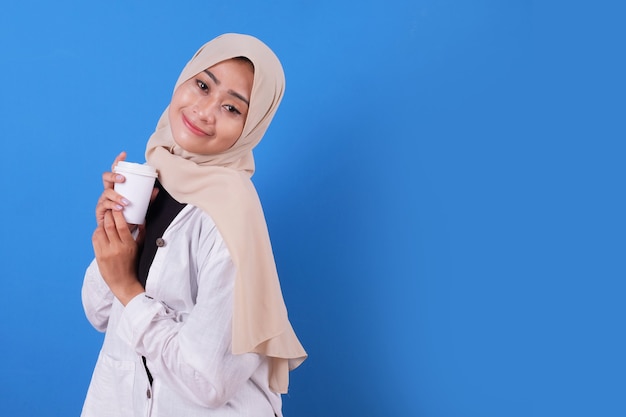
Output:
[115, 223, 263, 408]
[82, 258, 115, 332]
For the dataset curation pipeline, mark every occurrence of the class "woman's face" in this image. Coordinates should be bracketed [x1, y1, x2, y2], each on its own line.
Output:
[168, 58, 254, 155]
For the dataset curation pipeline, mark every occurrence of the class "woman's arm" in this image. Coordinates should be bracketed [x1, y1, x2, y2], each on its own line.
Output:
[115, 222, 263, 408]
[81, 259, 115, 332]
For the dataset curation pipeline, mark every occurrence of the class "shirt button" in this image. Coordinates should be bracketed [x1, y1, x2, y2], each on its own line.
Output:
[155, 238, 165, 247]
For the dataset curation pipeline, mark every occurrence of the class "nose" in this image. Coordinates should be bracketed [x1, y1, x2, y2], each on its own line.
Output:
[193, 96, 218, 122]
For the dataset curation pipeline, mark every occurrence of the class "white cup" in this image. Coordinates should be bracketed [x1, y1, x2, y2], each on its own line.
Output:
[113, 161, 158, 224]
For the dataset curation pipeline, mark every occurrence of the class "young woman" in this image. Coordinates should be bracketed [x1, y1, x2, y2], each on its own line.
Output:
[81, 33, 307, 417]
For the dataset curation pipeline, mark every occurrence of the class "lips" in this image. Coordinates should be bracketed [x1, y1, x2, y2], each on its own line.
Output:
[182, 114, 208, 136]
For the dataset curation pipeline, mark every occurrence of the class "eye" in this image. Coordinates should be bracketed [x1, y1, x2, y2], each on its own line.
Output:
[224, 104, 242, 115]
[195, 79, 208, 92]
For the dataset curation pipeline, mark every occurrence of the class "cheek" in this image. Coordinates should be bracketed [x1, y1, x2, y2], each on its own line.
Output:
[170, 84, 193, 110]
[228, 120, 246, 142]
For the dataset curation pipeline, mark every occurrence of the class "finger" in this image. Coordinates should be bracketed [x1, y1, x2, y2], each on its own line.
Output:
[102, 151, 127, 189]
[92, 221, 108, 251]
[150, 187, 159, 203]
[96, 190, 129, 224]
[96, 203, 121, 226]
[102, 171, 126, 190]
[91, 214, 109, 258]
[135, 224, 146, 247]
[110, 209, 133, 241]
[97, 189, 129, 209]
[111, 151, 127, 171]
[103, 210, 121, 242]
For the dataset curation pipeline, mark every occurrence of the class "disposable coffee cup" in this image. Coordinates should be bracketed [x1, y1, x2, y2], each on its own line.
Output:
[113, 161, 158, 224]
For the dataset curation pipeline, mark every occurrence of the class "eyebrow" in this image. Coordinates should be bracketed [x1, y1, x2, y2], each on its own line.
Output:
[203, 69, 250, 107]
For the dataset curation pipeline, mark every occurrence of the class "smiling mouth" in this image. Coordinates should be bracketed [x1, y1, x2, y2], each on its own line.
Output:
[182, 114, 208, 136]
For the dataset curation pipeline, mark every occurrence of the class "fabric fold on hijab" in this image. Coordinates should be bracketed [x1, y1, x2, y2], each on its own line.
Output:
[145, 33, 306, 394]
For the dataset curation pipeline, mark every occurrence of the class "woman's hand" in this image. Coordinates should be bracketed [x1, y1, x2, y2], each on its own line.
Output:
[92, 209, 145, 305]
[96, 151, 159, 228]
[96, 151, 130, 226]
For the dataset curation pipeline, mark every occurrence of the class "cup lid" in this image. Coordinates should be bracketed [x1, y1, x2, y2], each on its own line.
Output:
[114, 161, 158, 177]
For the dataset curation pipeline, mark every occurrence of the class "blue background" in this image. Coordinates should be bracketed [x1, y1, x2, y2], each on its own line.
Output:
[0, 0, 624, 416]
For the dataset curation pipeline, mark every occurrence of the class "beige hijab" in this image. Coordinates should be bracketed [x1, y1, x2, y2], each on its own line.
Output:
[145, 33, 306, 393]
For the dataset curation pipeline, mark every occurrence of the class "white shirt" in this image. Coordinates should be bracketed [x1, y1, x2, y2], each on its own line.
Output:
[81, 205, 282, 417]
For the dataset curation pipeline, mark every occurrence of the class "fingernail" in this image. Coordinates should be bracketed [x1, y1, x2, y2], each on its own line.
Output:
[116, 174, 124, 181]
[121, 198, 130, 205]
[115, 204, 124, 210]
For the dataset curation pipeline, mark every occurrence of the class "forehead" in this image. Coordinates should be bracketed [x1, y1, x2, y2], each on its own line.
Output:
[206, 58, 254, 74]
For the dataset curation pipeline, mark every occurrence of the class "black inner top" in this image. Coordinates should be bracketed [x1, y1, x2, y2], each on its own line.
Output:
[137, 180, 187, 287]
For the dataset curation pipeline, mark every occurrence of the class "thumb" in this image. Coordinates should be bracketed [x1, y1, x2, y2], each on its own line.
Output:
[150, 187, 160, 203]
[135, 224, 147, 246]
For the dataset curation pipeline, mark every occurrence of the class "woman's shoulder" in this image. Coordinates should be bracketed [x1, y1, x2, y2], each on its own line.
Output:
[165, 205, 229, 253]
[175, 204, 218, 231]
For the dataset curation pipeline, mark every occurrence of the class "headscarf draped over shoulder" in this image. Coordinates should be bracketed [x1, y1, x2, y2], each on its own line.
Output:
[145, 33, 306, 394]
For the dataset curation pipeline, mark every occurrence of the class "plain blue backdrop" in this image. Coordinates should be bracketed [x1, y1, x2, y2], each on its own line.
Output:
[0, 0, 624, 416]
